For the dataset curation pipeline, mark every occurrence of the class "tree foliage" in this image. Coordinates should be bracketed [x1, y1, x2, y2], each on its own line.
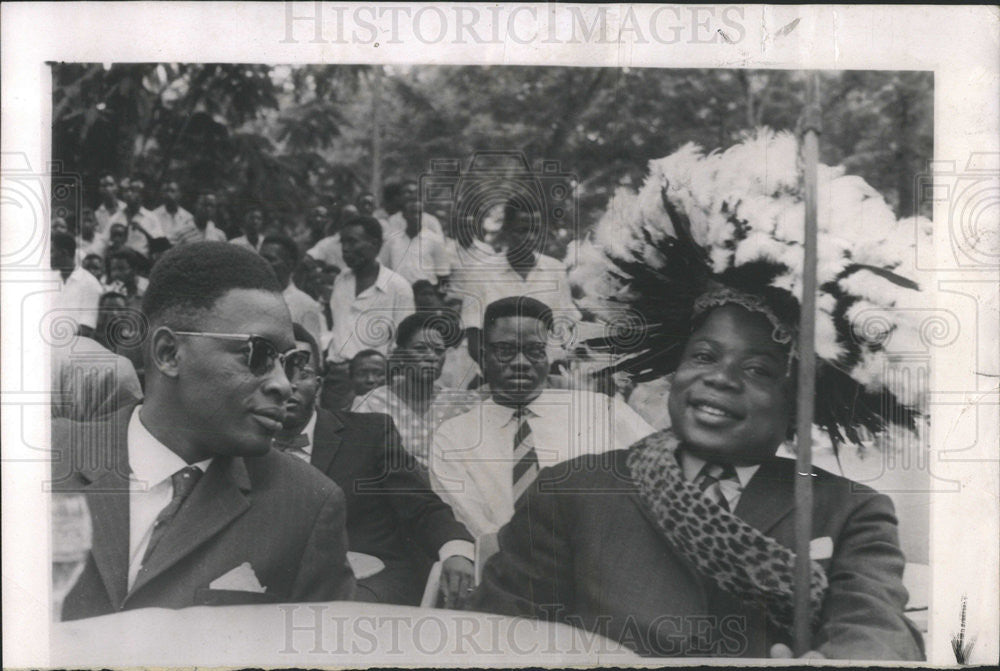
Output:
[52, 64, 932, 237]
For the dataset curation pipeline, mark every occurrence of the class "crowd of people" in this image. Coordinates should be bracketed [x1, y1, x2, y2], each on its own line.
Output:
[50, 146, 924, 660]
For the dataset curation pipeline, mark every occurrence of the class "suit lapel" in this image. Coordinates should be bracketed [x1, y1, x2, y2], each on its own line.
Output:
[733, 458, 796, 535]
[309, 409, 344, 475]
[126, 456, 251, 599]
[82, 466, 132, 610]
[74, 405, 134, 611]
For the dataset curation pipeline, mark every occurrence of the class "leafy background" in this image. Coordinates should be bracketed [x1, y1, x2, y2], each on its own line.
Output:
[52, 64, 932, 242]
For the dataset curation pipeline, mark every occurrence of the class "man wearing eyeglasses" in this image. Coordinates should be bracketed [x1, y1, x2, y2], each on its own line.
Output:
[428, 296, 653, 540]
[52, 242, 355, 621]
[274, 323, 475, 608]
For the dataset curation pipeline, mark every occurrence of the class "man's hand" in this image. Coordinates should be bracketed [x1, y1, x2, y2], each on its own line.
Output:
[438, 555, 475, 609]
[770, 643, 827, 659]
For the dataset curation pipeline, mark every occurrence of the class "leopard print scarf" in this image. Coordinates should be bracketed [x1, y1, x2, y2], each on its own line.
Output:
[626, 429, 828, 634]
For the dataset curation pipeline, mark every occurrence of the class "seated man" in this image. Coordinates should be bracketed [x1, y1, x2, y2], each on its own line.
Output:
[275, 323, 475, 608]
[52, 242, 355, 620]
[469, 294, 924, 660]
[429, 296, 654, 539]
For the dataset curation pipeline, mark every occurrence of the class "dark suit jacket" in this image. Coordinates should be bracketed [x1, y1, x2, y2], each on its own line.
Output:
[309, 409, 472, 593]
[52, 405, 355, 621]
[471, 449, 924, 660]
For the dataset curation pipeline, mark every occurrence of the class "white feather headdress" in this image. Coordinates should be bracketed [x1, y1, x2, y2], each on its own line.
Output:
[571, 129, 929, 447]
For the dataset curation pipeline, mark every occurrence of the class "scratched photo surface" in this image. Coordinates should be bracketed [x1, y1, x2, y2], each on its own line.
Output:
[2, 4, 997, 668]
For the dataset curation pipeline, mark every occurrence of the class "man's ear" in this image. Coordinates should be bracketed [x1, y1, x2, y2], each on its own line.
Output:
[149, 326, 181, 378]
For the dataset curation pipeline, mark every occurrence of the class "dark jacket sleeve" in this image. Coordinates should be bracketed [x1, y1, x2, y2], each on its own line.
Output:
[469, 463, 576, 620]
[290, 484, 356, 602]
[374, 416, 474, 556]
[814, 489, 924, 660]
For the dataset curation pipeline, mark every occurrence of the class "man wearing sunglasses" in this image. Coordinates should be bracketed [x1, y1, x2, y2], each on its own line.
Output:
[53, 242, 355, 621]
[428, 296, 653, 541]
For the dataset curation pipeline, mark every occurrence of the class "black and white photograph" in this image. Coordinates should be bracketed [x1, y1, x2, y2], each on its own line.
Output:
[2, 3, 997, 668]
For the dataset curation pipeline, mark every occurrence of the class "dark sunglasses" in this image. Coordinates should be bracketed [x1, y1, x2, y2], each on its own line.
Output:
[174, 331, 311, 379]
[486, 342, 548, 363]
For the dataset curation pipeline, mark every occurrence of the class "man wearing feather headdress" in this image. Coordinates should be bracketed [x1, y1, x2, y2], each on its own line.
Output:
[468, 131, 926, 660]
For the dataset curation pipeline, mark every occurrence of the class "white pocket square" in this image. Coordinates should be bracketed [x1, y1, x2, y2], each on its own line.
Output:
[809, 536, 834, 560]
[209, 562, 266, 593]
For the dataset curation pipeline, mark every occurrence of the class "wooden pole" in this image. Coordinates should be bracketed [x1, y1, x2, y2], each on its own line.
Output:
[793, 72, 821, 656]
[371, 66, 383, 208]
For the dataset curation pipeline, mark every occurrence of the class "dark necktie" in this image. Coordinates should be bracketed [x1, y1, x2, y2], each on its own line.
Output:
[511, 407, 540, 511]
[695, 462, 739, 511]
[274, 434, 310, 451]
[141, 465, 202, 566]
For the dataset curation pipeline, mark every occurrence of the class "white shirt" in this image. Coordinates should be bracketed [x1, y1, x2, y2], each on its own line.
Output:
[379, 227, 451, 285]
[679, 451, 759, 512]
[152, 205, 195, 245]
[56, 266, 104, 330]
[127, 406, 212, 589]
[326, 263, 414, 363]
[385, 211, 443, 239]
[429, 389, 654, 538]
[307, 234, 345, 270]
[283, 283, 325, 348]
[230, 235, 263, 253]
[457, 253, 581, 331]
[287, 410, 473, 563]
[94, 199, 127, 237]
[124, 207, 164, 257]
[173, 220, 227, 246]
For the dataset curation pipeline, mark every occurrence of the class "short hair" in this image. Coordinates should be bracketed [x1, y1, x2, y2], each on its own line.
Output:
[382, 182, 402, 203]
[141, 241, 281, 329]
[148, 238, 172, 255]
[395, 311, 450, 349]
[482, 296, 554, 337]
[82, 253, 103, 264]
[261, 233, 300, 265]
[51, 231, 76, 255]
[341, 215, 383, 245]
[349, 349, 386, 376]
[411, 279, 436, 295]
[107, 247, 140, 270]
[292, 322, 321, 370]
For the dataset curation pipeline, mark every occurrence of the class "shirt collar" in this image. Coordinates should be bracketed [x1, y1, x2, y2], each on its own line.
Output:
[128, 405, 213, 487]
[679, 450, 759, 489]
[488, 390, 547, 425]
[302, 410, 318, 455]
[372, 263, 392, 292]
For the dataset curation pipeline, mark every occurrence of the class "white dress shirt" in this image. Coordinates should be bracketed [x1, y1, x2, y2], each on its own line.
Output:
[230, 235, 263, 253]
[307, 233, 345, 270]
[679, 451, 760, 512]
[429, 389, 654, 538]
[279, 410, 318, 463]
[385, 210, 444, 239]
[457, 252, 581, 331]
[127, 406, 212, 589]
[56, 266, 104, 330]
[94, 200, 127, 237]
[326, 263, 414, 363]
[152, 205, 195, 245]
[379, 227, 451, 285]
[283, 282, 325, 348]
[124, 207, 164, 257]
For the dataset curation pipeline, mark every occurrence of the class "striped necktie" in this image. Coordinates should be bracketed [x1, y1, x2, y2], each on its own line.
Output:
[695, 462, 739, 511]
[511, 406, 540, 511]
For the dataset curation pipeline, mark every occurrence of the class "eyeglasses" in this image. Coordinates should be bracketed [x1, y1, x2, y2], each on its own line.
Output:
[406, 343, 447, 357]
[173, 331, 311, 379]
[486, 342, 548, 363]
